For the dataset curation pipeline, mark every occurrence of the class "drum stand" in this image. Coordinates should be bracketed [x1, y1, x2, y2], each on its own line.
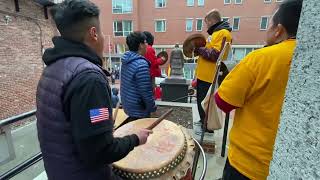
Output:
[221, 113, 230, 157]
[192, 137, 207, 180]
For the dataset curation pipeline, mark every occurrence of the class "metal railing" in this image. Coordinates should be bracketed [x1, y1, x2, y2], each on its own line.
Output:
[0, 153, 42, 180]
[0, 110, 36, 127]
[0, 110, 41, 180]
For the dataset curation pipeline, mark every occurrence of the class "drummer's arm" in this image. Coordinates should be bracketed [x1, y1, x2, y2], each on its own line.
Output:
[68, 73, 140, 167]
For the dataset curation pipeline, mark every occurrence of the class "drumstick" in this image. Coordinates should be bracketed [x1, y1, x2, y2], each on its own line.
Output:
[146, 108, 173, 130]
[113, 102, 120, 122]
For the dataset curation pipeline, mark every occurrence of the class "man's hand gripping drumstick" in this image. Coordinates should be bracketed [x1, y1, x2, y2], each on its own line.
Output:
[135, 108, 174, 145]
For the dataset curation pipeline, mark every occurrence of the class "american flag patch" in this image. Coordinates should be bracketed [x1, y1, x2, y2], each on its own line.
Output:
[89, 108, 109, 123]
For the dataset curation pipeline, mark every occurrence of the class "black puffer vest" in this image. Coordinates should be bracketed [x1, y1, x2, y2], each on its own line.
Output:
[36, 37, 115, 180]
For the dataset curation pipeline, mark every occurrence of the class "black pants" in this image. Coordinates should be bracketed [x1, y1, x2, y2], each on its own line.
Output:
[222, 159, 249, 180]
[196, 79, 211, 124]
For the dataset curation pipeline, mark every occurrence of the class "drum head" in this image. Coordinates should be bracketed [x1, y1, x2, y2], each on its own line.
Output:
[113, 118, 194, 179]
[156, 51, 169, 65]
[183, 34, 206, 58]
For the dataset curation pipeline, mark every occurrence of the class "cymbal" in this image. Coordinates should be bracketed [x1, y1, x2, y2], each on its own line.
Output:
[157, 51, 169, 65]
[183, 33, 206, 58]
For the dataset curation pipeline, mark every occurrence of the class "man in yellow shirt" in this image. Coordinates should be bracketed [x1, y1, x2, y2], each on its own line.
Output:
[215, 0, 303, 179]
[194, 9, 232, 134]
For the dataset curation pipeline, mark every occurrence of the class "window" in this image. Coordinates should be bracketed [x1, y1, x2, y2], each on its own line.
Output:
[198, 0, 204, 6]
[112, 0, 133, 14]
[275, 0, 283, 2]
[224, 0, 231, 4]
[186, 19, 193, 32]
[222, 17, 230, 22]
[196, 19, 203, 31]
[233, 48, 246, 61]
[113, 20, 133, 37]
[183, 68, 194, 79]
[116, 44, 127, 54]
[155, 0, 166, 8]
[233, 48, 255, 61]
[155, 48, 167, 54]
[260, 17, 269, 30]
[245, 48, 254, 55]
[232, 17, 240, 31]
[187, 0, 195, 6]
[234, 0, 242, 4]
[264, 0, 272, 3]
[155, 20, 166, 32]
[161, 68, 167, 75]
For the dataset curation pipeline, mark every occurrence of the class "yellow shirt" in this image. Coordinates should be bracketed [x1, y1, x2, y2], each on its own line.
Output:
[196, 29, 232, 83]
[218, 39, 297, 179]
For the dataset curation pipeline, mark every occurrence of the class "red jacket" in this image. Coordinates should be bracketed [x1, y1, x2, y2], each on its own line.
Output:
[144, 45, 162, 78]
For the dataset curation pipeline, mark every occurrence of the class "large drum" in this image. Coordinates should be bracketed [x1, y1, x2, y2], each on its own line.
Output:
[113, 118, 195, 180]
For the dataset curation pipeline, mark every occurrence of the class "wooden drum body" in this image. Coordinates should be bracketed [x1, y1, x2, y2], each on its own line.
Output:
[113, 118, 195, 180]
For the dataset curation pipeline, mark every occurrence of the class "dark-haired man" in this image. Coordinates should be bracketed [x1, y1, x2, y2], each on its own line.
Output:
[36, 1, 151, 179]
[120, 32, 157, 125]
[215, 0, 303, 179]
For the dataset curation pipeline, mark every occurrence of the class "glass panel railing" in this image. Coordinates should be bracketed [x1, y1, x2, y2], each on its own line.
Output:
[0, 117, 40, 175]
[10, 160, 45, 180]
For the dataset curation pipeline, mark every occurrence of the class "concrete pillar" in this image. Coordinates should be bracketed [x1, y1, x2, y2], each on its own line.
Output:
[269, 1, 320, 179]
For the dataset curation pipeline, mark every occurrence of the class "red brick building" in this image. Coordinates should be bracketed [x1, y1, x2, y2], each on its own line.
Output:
[0, 0, 58, 119]
[92, 0, 281, 73]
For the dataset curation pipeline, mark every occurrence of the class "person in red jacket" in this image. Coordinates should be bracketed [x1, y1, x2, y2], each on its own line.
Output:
[143, 31, 165, 88]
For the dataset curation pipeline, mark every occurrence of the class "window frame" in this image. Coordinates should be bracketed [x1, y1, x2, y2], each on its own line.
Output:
[113, 20, 133, 37]
[155, 19, 167, 32]
[224, 0, 231, 5]
[112, 0, 133, 14]
[197, 0, 205, 6]
[222, 17, 230, 22]
[234, 0, 243, 5]
[232, 17, 240, 31]
[155, 0, 167, 8]
[186, 18, 194, 32]
[196, 18, 203, 31]
[186, 0, 195, 7]
[260, 16, 269, 30]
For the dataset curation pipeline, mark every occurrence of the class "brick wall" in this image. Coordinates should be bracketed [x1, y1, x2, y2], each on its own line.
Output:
[0, 0, 57, 120]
